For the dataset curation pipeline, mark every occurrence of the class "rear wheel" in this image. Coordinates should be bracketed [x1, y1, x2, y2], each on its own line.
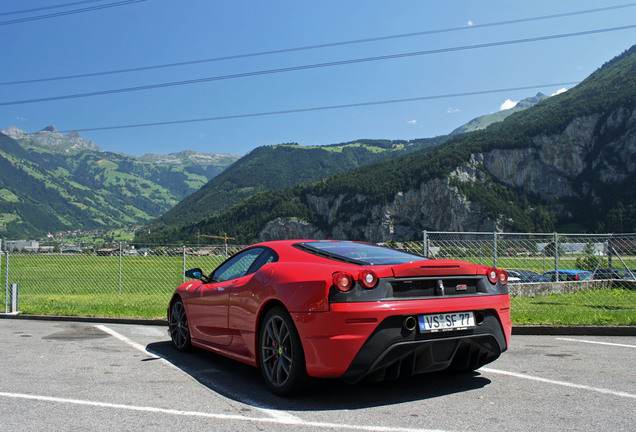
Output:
[259, 306, 308, 396]
[168, 299, 191, 352]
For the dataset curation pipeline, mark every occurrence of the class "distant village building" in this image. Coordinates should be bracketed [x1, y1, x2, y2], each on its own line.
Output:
[96, 248, 119, 256]
[537, 242, 605, 255]
[61, 246, 83, 254]
[190, 247, 218, 256]
[4, 240, 40, 252]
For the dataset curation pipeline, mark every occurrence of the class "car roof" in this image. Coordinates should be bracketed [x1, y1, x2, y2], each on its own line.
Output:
[249, 239, 424, 266]
[544, 269, 591, 274]
[507, 269, 539, 274]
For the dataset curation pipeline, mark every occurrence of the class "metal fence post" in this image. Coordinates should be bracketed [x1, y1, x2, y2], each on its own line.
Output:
[182, 245, 186, 283]
[554, 233, 559, 281]
[423, 231, 428, 258]
[493, 232, 498, 268]
[9, 283, 18, 313]
[0, 251, 9, 313]
[119, 242, 123, 293]
[4, 250, 8, 314]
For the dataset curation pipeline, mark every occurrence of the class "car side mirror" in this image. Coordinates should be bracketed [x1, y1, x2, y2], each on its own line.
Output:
[185, 268, 204, 280]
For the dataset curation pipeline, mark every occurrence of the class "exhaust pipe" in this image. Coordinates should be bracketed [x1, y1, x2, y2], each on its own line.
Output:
[475, 312, 485, 326]
[403, 316, 417, 332]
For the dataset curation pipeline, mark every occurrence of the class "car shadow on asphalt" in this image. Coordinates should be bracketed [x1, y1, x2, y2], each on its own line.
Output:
[147, 341, 492, 410]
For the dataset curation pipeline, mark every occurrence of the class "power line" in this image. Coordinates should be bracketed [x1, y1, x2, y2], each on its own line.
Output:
[0, 0, 147, 25]
[1, 24, 634, 107]
[0, 0, 112, 17]
[1, 2, 635, 85]
[60, 82, 579, 133]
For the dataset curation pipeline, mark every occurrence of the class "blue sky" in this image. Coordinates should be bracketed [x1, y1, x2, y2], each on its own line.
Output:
[1, 1, 635, 156]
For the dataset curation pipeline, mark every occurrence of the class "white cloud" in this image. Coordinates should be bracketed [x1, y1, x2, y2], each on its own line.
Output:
[551, 88, 568, 96]
[15, 116, 27, 122]
[447, 107, 460, 114]
[406, 119, 417, 125]
[467, 20, 474, 26]
[500, 99, 518, 111]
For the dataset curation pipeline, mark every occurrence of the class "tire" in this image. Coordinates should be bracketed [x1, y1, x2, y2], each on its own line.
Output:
[168, 298, 191, 352]
[259, 306, 309, 396]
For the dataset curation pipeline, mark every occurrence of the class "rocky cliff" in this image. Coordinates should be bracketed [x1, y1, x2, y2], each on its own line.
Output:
[258, 105, 636, 242]
[0, 125, 103, 152]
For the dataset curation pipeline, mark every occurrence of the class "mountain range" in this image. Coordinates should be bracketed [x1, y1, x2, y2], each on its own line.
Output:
[135, 44, 636, 244]
[0, 126, 239, 238]
[3, 45, 634, 242]
[148, 93, 555, 233]
[146, 137, 448, 232]
[0, 77, 546, 240]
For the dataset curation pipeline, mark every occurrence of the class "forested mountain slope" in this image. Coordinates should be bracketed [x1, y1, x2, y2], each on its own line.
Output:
[147, 137, 447, 230]
[450, 93, 550, 135]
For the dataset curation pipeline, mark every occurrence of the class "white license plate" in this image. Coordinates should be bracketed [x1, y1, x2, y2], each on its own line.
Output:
[418, 311, 475, 332]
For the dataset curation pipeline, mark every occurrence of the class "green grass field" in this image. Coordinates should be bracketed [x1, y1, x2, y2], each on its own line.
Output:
[511, 289, 636, 326]
[2, 253, 635, 324]
[1, 253, 225, 318]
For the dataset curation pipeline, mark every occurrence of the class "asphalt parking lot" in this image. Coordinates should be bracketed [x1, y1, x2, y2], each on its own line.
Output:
[0, 318, 634, 432]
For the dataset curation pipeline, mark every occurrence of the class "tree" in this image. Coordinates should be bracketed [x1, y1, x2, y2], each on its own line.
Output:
[576, 242, 604, 271]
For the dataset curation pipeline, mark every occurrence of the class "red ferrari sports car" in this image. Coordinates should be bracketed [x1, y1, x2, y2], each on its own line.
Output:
[168, 240, 511, 396]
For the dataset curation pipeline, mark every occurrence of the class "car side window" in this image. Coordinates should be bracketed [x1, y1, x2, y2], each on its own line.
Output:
[212, 248, 264, 282]
[247, 248, 277, 275]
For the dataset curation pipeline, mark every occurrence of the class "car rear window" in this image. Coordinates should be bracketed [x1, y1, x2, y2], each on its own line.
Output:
[296, 241, 425, 265]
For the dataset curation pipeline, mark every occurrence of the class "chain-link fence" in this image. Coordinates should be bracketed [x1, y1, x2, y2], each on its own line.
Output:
[2, 234, 635, 325]
[399, 232, 636, 325]
[0, 243, 246, 319]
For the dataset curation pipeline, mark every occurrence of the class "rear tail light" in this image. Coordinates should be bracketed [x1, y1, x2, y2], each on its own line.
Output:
[333, 272, 354, 292]
[487, 268, 498, 284]
[359, 269, 378, 289]
[499, 269, 508, 285]
[487, 268, 508, 285]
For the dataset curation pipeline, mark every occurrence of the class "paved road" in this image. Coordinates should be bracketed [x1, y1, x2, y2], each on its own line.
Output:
[0, 318, 634, 431]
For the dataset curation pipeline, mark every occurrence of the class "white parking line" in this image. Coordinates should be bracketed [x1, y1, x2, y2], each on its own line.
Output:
[94, 324, 161, 359]
[94, 325, 301, 424]
[555, 337, 636, 349]
[481, 368, 636, 400]
[0, 391, 454, 432]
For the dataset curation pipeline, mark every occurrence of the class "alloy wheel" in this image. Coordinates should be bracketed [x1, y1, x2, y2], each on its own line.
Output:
[169, 300, 191, 351]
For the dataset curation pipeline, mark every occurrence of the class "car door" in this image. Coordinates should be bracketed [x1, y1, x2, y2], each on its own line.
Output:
[188, 248, 266, 346]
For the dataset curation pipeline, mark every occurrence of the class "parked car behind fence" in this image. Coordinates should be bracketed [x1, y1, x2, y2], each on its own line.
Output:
[594, 268, 636, 280]
[506, 269, 551, 283]
[543, 269, 593, 282]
